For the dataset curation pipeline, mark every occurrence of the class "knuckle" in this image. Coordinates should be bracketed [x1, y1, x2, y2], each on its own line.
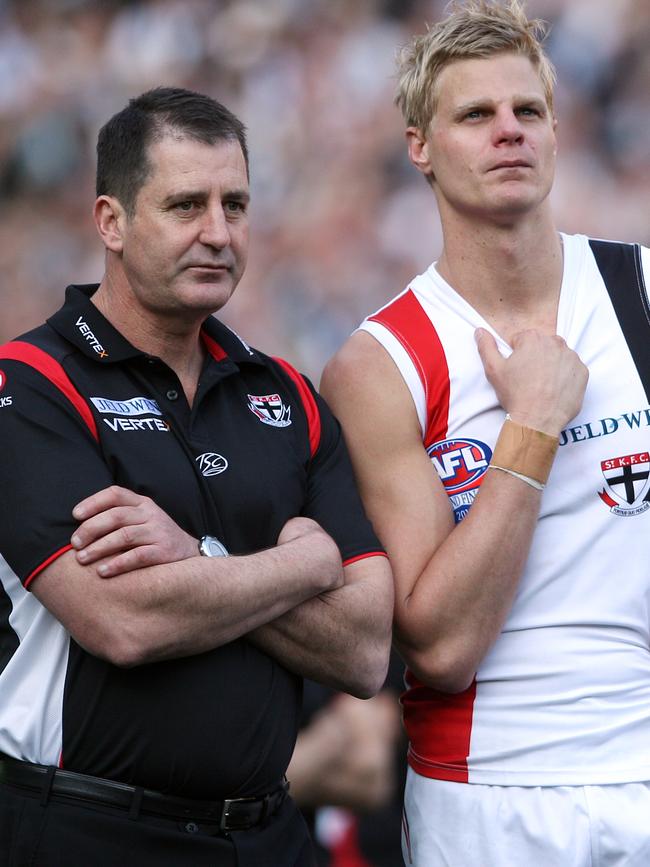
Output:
[131, 547, 150, 568]
[120, 525, 136, 547]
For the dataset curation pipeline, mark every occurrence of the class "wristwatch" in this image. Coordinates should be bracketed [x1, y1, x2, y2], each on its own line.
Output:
[198, 535, 229, 558]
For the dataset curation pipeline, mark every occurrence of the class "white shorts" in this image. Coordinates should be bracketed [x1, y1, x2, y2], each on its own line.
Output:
[402, 767, 650, 867]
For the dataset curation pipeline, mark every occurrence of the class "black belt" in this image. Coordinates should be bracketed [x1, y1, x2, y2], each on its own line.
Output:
[0, 754, 288, 831]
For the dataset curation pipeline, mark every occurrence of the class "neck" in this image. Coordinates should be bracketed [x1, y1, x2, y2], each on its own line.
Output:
[436, 207, 563, 340]
[92, 273, 207, 405]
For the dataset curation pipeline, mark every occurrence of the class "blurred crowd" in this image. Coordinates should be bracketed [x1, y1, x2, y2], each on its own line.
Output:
[1, 3, 648, 863]
[1, 0, 649, 380]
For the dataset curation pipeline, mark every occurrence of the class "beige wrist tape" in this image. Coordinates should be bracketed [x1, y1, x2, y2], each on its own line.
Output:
[490, 417, 559, 487]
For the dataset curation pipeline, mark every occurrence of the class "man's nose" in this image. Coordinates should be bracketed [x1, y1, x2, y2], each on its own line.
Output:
[493, 108, 524, 145]
[199, 205, 230, 248]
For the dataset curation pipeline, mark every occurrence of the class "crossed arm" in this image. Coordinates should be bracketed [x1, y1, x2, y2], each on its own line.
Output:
[320, 328, 588, 693]
[32, 489, 393, 698]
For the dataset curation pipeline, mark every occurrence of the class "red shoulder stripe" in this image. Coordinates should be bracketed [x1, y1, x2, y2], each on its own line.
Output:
[273, 357, 321, 457]
[0, 341, 98, 440]
[369, 289, 451, 446]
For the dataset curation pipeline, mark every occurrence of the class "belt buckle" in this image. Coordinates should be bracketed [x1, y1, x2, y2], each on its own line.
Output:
[219, 794, 262, 832]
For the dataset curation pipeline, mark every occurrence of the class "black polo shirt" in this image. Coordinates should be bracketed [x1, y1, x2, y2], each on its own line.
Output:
[0, 284, 383, 799]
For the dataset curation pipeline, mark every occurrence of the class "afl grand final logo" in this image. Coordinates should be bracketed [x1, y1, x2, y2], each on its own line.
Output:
[427, 437, 492, 522]
[598, 452, 650, 517]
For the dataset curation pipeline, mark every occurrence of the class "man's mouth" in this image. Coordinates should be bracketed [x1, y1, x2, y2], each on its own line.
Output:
[489, 160, 531, 171]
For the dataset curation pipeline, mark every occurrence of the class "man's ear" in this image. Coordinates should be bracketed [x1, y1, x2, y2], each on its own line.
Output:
[94, 195, 127, 253]
[406, 126, 435, 181]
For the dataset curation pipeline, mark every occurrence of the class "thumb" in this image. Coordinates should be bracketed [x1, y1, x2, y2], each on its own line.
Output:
[474, 327, 502, 378]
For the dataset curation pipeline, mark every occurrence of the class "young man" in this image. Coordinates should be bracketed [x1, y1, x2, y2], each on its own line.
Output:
[321, 2, 650, 864]
[0, 87, 393, 866]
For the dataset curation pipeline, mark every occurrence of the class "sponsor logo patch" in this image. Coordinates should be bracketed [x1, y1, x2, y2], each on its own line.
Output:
[103, 417, 169, 432]
[91, 396, 162, 417]
[559, 407, 650, 446]
[598, 452, 650, 517]
[196, 452, 229, 477]
[92, 396, 166, 432]
[247, 393, 291, 428]
[427, 437, 492, 523]
[76, 316, 108, 358]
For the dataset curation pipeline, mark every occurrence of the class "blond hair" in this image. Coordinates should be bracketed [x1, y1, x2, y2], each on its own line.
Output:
[396, 0, 556, 132]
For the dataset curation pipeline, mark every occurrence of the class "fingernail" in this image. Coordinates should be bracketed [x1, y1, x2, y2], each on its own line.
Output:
[77, 550, 88, 562]
[73, 507, 84, 520]
[98, 564, 108, 577]
[71, 534, 81, 548]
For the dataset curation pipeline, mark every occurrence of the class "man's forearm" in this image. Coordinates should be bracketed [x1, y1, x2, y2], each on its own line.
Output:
[33, 521, 344, 667]
[248, 556, 393, 699]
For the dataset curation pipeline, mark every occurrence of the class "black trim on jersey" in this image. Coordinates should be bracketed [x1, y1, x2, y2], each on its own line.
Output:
[590, 239, 650, 402]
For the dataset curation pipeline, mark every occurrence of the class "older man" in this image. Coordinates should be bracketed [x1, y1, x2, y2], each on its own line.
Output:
[0, 87, 392, 867]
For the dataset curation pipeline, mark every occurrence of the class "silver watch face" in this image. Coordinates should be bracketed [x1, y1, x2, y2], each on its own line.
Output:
[199, 536, 229, 557]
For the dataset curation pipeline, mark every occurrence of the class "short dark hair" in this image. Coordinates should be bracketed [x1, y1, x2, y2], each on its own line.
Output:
[96, 86, 249, 216]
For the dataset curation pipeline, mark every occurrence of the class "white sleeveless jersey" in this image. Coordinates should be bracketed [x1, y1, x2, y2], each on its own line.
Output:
[359, 233, 650, 785]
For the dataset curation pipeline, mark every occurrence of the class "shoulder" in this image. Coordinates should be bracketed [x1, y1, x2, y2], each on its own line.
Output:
[321, 331, 421, 446]
[0, 323, 74, 385]
[322, 330, 401, 401]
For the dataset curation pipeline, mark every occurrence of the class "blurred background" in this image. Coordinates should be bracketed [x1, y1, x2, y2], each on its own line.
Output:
[0, 0, 650, 382]
[1, 3, 648, 863]
[1, 0, 649, 382]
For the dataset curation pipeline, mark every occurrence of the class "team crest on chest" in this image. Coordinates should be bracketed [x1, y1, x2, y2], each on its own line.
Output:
[247, 393, 292, 428]
[427, 437, 492, 523]
[598, 452, 650, 517]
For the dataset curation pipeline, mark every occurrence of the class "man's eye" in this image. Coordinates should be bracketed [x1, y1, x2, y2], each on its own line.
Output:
[175, 201, 195, 212]
[226, 201, 246, 213]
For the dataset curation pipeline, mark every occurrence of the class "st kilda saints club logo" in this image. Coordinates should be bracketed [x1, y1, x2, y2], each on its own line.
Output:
[598, 452, 650, 517]
[427, 437, 492, 523]
[247, 393, 291, 428]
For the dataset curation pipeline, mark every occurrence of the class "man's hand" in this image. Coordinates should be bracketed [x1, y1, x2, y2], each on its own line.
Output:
[71, 485, 197, 577]
[476, 328, 588, 435]
[71, 487, 344, 593]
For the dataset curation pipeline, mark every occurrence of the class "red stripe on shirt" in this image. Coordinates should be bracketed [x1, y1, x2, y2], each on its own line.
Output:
[25, 544, 74, 589]
[0, 341, 98, 440]
[402, 672, 477, 783]
[273, 357, 321, 456]
[371, 290, 476, 781]
[369, 288, 450, 447]
[201, 331, 228, 361]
